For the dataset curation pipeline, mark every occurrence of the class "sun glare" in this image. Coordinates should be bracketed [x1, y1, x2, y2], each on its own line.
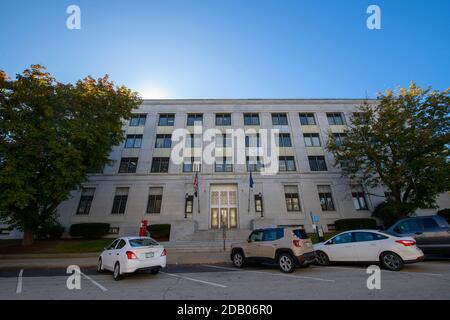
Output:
[138, 86, 171, 100]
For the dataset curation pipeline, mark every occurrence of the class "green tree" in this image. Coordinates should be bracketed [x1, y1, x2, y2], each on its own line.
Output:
[327, 83, 450, 222]
[0, 65, 141, 245]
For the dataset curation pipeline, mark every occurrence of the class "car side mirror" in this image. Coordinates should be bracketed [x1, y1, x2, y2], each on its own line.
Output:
[104, 247, 108, 251]
[247, 238, 251, 243]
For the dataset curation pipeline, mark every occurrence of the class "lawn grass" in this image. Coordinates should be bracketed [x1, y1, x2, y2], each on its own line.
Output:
[0, 239, 113, 254]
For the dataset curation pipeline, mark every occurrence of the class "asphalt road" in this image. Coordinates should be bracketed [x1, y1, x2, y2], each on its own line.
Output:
[1, 260, 449, 300]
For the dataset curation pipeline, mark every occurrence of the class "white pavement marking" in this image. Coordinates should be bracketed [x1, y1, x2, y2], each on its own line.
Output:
[161, 272, 228, 288]
[78, 271, 108, 292]
[15, 269, 23, 294]
[203, 265, 335, 283]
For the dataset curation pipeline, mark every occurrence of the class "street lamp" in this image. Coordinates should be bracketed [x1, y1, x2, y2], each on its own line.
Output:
[185, 193, 189, 219]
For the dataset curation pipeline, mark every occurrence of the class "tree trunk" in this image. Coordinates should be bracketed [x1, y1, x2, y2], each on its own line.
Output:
[22, 228, 35, 246]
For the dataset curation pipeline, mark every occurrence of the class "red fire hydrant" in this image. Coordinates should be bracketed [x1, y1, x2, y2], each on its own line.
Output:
[139, 220, 149, 237]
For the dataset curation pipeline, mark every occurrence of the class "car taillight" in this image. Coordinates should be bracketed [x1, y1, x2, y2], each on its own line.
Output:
[161, 249, 167, 257]
[396, 240, 416, 247]
[126, 251, 138, 260]
[293, 240, 302, 247]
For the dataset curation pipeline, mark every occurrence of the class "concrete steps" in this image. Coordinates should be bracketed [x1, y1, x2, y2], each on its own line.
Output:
[181, 229, 252, 242]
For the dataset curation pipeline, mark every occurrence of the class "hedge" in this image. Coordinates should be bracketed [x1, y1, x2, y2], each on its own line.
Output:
[335, 218, 378, 231]
[70, 223, 110, 239]
[147, 224, 171, 241]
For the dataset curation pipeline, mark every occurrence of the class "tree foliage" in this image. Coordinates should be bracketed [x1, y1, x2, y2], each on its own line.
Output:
[327, 83, 450, 213]
[0, 65, 141, 245]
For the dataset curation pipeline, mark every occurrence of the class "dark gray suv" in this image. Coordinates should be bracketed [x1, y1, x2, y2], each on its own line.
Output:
[386, 215, 450, 255]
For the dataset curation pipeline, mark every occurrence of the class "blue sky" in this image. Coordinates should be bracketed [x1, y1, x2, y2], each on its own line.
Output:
[0, 0, 449, 99]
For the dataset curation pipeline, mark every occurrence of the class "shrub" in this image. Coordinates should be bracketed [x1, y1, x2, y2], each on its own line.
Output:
[37, 219, 65, 240]
[372, 201, 415, 228]
[335, 218, 378, 231]
[147, 224, 171, 241]
[438, 208, 450, 223]
[70, 223, 110, 239]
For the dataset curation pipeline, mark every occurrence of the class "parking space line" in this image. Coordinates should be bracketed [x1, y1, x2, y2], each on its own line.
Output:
[161, 272, 228, 288]
[78, 270, 108, 292]
[203, 265, 335, 283]
[15, 269, 23, 294]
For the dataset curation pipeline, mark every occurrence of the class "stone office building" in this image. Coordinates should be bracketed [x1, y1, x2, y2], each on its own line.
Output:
[54, 99, 450, 241]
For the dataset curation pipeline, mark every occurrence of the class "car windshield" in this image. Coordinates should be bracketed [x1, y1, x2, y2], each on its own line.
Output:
[129, 238, 159, 247]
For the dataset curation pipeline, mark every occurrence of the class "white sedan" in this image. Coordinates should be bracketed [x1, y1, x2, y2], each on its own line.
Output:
[314, 230, 424, 271]
[97, 237, 167, 280]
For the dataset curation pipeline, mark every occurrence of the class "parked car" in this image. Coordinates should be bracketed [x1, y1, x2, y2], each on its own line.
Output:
[314, 230, 424, 271]
[231, 227, 316, 273]
[385, 215, 450, 255]
[97, 237, 167, 280]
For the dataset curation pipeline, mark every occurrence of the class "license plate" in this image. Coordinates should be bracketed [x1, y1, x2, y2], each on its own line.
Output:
[145, 252, 154, 259]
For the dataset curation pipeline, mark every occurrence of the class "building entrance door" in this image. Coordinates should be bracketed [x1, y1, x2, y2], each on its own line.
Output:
[210, 185, 238, 229]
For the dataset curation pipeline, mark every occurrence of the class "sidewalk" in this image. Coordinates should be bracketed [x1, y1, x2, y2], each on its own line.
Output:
[0, 248, 231, 269]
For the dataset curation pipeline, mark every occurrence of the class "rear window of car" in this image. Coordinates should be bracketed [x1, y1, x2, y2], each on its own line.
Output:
[129, 238, 159, 247]
[293, 229, 309, 239]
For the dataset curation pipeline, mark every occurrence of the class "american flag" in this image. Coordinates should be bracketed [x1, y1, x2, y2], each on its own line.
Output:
[194, 173, 199, 198]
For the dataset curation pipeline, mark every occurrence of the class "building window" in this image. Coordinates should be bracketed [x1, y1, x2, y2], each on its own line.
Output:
[111, 188, 129, 215]
[279, 156, 296, 172]
[334, 133, 347, 146]
[129, 114, 147, 127]
[183, 158, 201, 173]
[304, 133, 321, 147]
[185, 195, 194, 214]
[216, 134, 232, 148]
[327, 113, 345, 125]
[272, 113, 288, 126]
[352, 112, 368, 124]
[244, 113, 260, 126]
[284, 186, 301, 212]
[246, 157, 264, 172]
[255, 194, 263, 213]
[215, 158, 233, 172]
[299, 113, 316, 125]
[155, 134, 172, 148]
[339, 159, 350, 168]
[352, 185, 368, 210]
[76, 188, 95, 215]
[147, 187, 163, 214]
[185, 134, 202, 148]
[216, 114, 231, 126]
[277, 133, 292, 147]
[187, 114, 203, 126]
[308, 156, 328, 171]
[318, 185, 335, 211]
[119, 158, 138, 173]
[125, 134, 143, 149]
[151, 157, 170, 173]
[245, 134, 261, 148]
[109, 227, 120, 235]
[158, 114, 175, 126]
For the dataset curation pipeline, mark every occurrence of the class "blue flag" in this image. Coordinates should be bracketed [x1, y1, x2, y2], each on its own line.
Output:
[249, 171, 254, 189]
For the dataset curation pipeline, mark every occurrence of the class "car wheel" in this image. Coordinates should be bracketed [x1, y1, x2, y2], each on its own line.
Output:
[315, 251, 330, 266]
[97, 258, 104, 273]
[113, 262, 123, 281]
[232, 251, 245, 268]
[278, 253, 295, 273]
[380, 252, 404, 271]
[151, 269, 160, 275]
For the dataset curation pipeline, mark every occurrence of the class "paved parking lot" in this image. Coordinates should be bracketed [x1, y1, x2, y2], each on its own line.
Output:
[1, 260, 449, 300]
